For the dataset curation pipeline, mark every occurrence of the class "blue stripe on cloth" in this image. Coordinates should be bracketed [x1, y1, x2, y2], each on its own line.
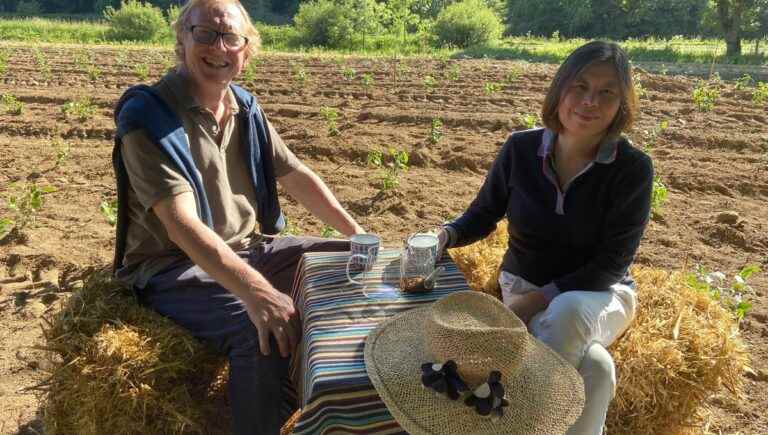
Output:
[289, 249, 471, 434]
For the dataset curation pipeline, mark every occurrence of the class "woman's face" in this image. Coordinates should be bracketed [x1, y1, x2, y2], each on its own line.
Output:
[557, 61, 622, 143]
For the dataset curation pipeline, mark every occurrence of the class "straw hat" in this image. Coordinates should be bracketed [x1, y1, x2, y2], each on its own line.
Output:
[364, 291, 585, 435]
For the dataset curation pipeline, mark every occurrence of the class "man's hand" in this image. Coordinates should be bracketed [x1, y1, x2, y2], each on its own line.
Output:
[241, 287, 300, 358]
[506, 291, 549, 325]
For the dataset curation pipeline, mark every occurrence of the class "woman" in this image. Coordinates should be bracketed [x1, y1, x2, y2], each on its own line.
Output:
[438, 41, 653, 434]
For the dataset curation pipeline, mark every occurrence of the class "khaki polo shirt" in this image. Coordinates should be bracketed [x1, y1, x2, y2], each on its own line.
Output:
[116, 71, 301, 288]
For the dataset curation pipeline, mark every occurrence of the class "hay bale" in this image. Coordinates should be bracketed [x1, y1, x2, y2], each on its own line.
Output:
[448, 221, 747, 434]
[42, 268, 229, 435]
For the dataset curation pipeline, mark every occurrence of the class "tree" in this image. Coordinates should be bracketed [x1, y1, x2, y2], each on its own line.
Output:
[715, 0, 757, 56]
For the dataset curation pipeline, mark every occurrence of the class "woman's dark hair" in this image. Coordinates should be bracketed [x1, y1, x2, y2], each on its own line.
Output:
[541, 40, 638, 137]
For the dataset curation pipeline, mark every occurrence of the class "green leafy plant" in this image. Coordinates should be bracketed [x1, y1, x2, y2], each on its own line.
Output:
[423, 75, 437, 91]
[86, 64, 102, 82]
[429, 117, 443, 144]
[360, 73, 374, 89]
[433, 0, 503, 48]
[752, 82, 768, 106]
[133, 62, 149, 81]
[0, 217, 12, 239]
[52, 138, 70, 167]
[366, 149, 383, 167]
[520, 113, 538, 129]
[483, 82, 501, 95]
[61, 97, 97, 121]
[104, 0, 168, 42]
[1, 93, 23, 115]
[341, 66, 356, 81]
[504, 68, 520, 84]
[292, 62, 309, 86]
[32, 47, 52, 81]
[99, 199, 118, 226]
[692, 81, 718, 112]
[320, 225, 340, 238]
[0, 50, 9, 75]
[445, 64, 460, 81]
[642, 119, 669, 152]
[650, 176, 668, 214]
[319, 106, 340, 136]
[7, 183, 56, 231]
[734, 74, 753, 90]
[367, 148, 409, 191]
[686, 264, 761, 321]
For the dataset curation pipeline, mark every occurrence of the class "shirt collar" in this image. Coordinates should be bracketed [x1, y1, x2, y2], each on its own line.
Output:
[162, 69, 240, 116]
[537, 128, 619, 164]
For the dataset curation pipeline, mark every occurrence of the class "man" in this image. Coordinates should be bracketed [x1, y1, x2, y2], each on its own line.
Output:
[112, 1, 364, 433]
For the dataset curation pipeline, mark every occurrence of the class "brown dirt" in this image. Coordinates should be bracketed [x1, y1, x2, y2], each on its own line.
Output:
[1, 43, 767, 434]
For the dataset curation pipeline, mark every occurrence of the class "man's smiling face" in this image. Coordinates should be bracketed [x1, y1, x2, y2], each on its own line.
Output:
[180, 1, 249, 91]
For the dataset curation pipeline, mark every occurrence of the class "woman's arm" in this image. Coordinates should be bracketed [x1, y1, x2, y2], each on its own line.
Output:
[444, 135, 516, 248]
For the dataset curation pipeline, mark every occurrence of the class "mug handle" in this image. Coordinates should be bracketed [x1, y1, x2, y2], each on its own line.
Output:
[346, 253, 370, 285]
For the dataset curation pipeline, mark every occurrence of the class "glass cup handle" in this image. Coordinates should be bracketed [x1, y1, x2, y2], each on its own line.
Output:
[346, 253, 370, 285]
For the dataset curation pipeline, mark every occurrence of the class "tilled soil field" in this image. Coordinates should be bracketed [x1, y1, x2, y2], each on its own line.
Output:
[0, 42, 767, 434]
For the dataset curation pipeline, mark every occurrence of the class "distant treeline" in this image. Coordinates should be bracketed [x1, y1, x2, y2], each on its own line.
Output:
[1, 1, 766, 54]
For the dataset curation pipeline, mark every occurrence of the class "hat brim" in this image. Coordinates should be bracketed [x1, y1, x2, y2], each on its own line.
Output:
[364, 304, 585, 435]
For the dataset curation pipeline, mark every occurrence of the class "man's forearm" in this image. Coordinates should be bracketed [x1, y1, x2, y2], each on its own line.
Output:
[156, 194, 274, 300]
[279, 165, 364, 236]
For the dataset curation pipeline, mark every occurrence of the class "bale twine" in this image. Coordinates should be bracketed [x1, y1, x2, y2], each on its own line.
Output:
[42, 268, 229, 435]
[448, 221, 748, 434]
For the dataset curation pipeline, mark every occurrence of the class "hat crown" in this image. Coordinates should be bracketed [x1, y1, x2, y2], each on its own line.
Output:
[424, 292, 529, 385]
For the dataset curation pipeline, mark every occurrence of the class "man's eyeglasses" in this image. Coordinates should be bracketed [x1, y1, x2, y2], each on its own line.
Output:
[188, 25, 248, 50]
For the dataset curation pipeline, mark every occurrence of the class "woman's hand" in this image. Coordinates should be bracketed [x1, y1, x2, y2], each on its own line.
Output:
[437, 228, 449, 259]
[506, 291, 549, 325]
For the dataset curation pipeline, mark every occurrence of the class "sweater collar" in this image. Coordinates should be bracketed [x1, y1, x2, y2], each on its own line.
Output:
[537, 128, 618, 164]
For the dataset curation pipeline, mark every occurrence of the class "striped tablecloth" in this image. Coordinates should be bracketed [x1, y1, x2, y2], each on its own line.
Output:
[289, 249, 472, 435]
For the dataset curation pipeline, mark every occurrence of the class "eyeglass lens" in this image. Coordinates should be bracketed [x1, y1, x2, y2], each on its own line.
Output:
[191, 26, 246, 48]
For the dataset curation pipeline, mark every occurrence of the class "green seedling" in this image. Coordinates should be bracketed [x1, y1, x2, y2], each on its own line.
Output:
[445, 64, 460, 81]
[341, 66, 356, 81]
[520, 113, 538, 129]
[99, 199, 118, 226]
[1, 94, 23, 115]
[483, 82, 501, 95]
[734, 74, 753, 90]
[504, 68, 520, 84]
[650, 176, 668, 214]
[319, 106, 340, 136]
[290, 61, 308, 86]
[0, 217, 12, 239]
[0, 50, 9, 75]
[429, 117, 443, 144]
[381, 148, 409, 191]
[52, 138, 70, 167]
[320, 225, 340, 238]
[361, 73, 374, 89]
[642, 119, 669, 152]
[752, 82, 768, 106]
[61, 97, 97, 121]
[115, 50, 128, 69]
[686, 264, 761, 321]
[7, 183, 57, 231]
[86, 64, 102, 82]
[692, 81, 718, 112]
[32, 48, 52, 81]
[423, 75, 437, 91]
[133, 63, 150, 81]
[366, 149, 383, 167]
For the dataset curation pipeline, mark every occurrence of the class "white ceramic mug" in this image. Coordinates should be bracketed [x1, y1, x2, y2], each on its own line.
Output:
[346, 233, 381, 285]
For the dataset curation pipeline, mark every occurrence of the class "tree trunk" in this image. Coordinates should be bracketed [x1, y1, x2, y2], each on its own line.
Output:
[725, 30, 743, 56]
